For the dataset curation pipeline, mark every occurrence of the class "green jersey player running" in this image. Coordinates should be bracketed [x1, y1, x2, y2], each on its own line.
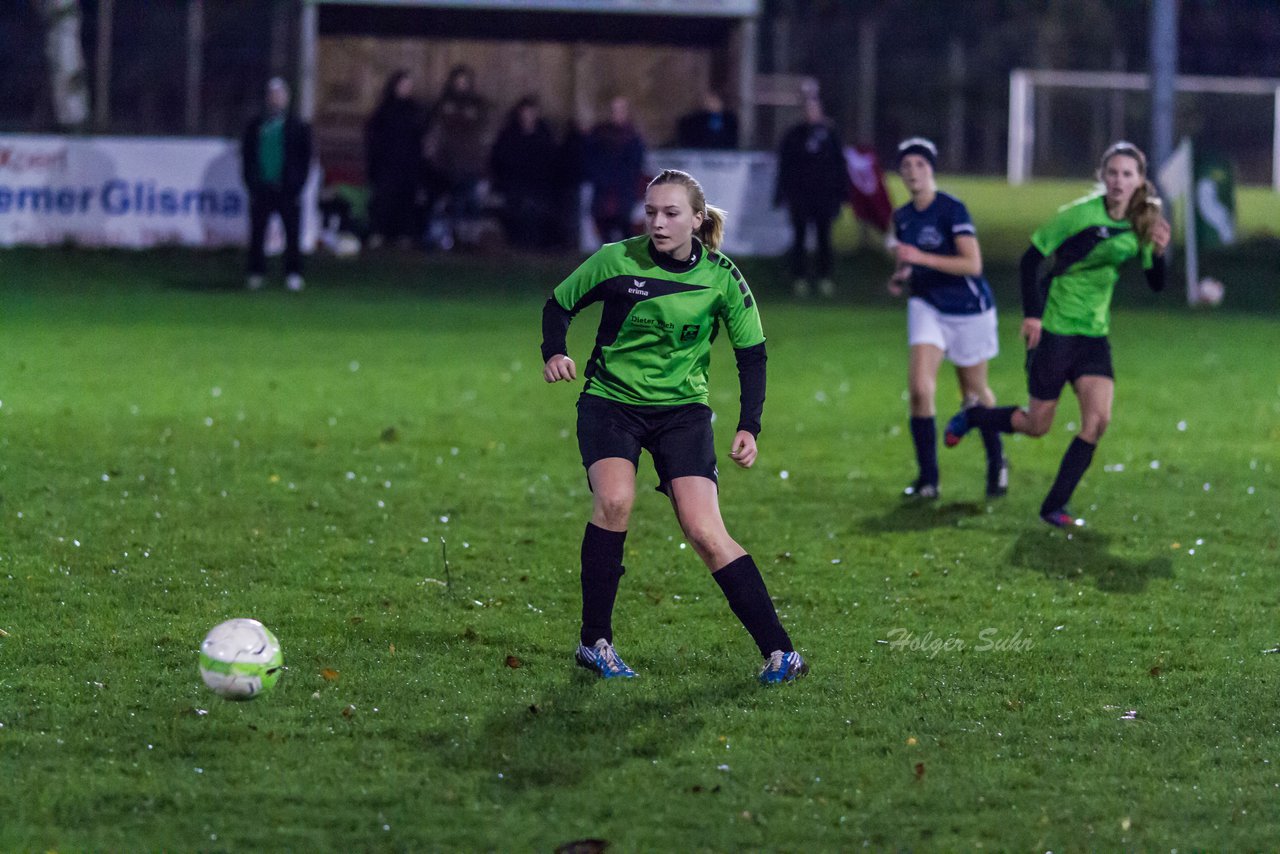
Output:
[945, 141, 1171, 528]
[541, 168, 807, 685]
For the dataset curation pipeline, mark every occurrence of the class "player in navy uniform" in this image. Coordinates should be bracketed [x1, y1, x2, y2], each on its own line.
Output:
[888, 138, 1007, 500]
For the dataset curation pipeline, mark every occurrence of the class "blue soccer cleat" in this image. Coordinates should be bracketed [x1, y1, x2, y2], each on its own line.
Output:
[759, 650, 808, 685]
[943, 407, 973, 447]
[575, 638, 637, 679]
[1040, 507, 1084, 529]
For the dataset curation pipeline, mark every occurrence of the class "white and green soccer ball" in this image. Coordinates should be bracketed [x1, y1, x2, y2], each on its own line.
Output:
[199, 618, 283, 700]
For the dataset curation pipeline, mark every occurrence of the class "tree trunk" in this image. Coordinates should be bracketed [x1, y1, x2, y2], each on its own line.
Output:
[35, 0, 90, 128]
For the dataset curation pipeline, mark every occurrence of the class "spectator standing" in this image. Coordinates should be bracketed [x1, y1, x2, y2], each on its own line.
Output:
[583, 96, 646, 245]
[775, 96, 848, 297]
[426, 64, 490, 249]
[489, 95, 559, 249]
[364, 70, 424, 249]
[675, 91, 739, 149]
[241, 77, 312, 291]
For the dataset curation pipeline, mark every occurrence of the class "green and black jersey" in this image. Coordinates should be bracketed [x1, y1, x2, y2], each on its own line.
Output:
[541, 235, 767, 434]
[1023, 190, 1161, 337]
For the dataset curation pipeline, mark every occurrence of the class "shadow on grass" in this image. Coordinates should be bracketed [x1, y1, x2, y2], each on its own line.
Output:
[859, 500, 987, 533]
[1008, 528, 1173, 593]
[469, 662, 752, 794]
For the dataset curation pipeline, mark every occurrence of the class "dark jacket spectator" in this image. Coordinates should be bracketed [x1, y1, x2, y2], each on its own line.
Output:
[675, 92, 739, 149]
[241, 77, 312, 290]
[774, 97, 849, 295]
[364, 70, 424, 245]
[427, 65, 490, 184]
[583, 96, 646, 245]
[425, 65, 490, 248]
[490, 96, 559, 249]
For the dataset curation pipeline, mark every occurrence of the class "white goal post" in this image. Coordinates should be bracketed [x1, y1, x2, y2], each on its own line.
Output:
[1008, 68, 1280, 190]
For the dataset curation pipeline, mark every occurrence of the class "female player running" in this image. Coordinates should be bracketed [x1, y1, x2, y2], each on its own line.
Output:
[945, 141, 1170, 527]
[889, 137, 1007, 501]
[541, 169, 807, 684]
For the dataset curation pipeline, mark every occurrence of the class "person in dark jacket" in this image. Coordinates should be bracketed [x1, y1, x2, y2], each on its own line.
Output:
[774, 96, 848, 297]
[583, 96, 646, 245]
[675, 91, 739, 150]
[489, 95, 559, 249]
[364, 70, 424, 248]
[241, 77, 312, 291]
[426, 65, 490, 249]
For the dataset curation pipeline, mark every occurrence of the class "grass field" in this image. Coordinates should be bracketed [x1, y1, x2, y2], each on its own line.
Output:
[2, 181, 1279, 850]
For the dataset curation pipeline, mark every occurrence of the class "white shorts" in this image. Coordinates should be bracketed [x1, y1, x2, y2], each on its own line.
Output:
[907, 297, 999, 367]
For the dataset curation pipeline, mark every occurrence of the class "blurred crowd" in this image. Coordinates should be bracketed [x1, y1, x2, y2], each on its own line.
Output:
[345, 65, 744, 254]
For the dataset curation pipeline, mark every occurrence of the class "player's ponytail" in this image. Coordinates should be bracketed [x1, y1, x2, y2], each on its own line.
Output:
[1098, 141, 1162, 245]
[647, 168, 728, 252]
[700, 204, 727, 252]
[1128, 178, 1162, 245]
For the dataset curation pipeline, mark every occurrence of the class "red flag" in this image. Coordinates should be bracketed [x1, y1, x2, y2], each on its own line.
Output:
[844, 145, 892, 233]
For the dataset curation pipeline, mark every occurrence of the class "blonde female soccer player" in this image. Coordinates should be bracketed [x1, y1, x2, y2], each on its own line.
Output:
[541, 169, 806, 684]
[946, 141, 1170, 527]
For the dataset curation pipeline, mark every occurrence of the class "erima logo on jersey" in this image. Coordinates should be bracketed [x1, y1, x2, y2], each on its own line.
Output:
[628, 278, 649, 296]
[1097, 226, 1110, 238]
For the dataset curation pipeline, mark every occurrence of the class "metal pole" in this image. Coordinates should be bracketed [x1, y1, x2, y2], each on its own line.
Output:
[298, 1, 318, 122]
[856, 18, 876, 146]
[1149, 0, 1178, 171]
[735, 18, 757, 150]
[184, 0, 204, 134]
[94, 0, 113, 131]
[1274, 87, 1280, 191]
[1007, 70, 1032, 184]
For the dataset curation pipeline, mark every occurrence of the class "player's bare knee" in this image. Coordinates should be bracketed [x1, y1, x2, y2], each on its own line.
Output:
[1082, 415, 1110, 442]
[908, 385, 935, 414]
[593, 493, 633, 528]
[1023, 413, 1053, 437]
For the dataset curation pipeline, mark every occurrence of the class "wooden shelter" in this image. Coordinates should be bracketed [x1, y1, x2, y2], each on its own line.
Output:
[298, 0, 760, 183]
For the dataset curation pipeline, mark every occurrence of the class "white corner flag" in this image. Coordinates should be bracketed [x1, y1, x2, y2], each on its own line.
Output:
[1157, 137, 1197, 305]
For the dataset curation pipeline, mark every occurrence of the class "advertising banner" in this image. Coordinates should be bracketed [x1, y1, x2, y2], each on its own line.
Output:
[580, 150, 790, 257]
[0, 134, 317, 250]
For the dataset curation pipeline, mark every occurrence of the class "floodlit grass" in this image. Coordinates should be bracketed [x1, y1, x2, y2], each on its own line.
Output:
[2, 219, 1278, 850]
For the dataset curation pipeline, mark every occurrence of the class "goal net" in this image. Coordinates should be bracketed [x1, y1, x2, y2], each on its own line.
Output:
[1007, 68, 1280, 190]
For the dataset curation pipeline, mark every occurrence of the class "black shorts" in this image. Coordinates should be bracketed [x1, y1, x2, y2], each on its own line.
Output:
[1026, 330, 1114, 401]
[576, 394, 718, 495]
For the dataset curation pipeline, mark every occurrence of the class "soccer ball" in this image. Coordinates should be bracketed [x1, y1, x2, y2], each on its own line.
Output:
[1196, 277, 1225, 307]
[199, 618, 283, 700]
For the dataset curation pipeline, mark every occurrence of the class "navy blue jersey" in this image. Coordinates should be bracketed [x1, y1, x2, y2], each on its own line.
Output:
[893, 191, 995, 315]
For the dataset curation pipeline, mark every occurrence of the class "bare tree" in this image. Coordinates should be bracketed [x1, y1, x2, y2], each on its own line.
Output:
[33, 0, 90, 128]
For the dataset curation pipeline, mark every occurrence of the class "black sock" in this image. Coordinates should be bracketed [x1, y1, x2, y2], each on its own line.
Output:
[909, 416, 938, 486]
[580, 523, 626, 646]
[1040, 437, 1096, 516]
[981, 427, 1005, 480]
[968, 405, 1018, 433]
[713, 554, 793, 657]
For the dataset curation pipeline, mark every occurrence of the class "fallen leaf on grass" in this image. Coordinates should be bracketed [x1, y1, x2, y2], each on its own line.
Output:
[341, 704, 356, 719]
[913, 762, 925, 781]
[320, 668, 340, 682]
[505, 655, 522, 669]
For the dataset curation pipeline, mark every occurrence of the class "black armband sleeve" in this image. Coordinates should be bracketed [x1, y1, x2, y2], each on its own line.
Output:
[1145, 253, 1167, 293]
[734, 342, 767, 437]
[540, 297, 573, 363]
[1019, 245, 1049, 318]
